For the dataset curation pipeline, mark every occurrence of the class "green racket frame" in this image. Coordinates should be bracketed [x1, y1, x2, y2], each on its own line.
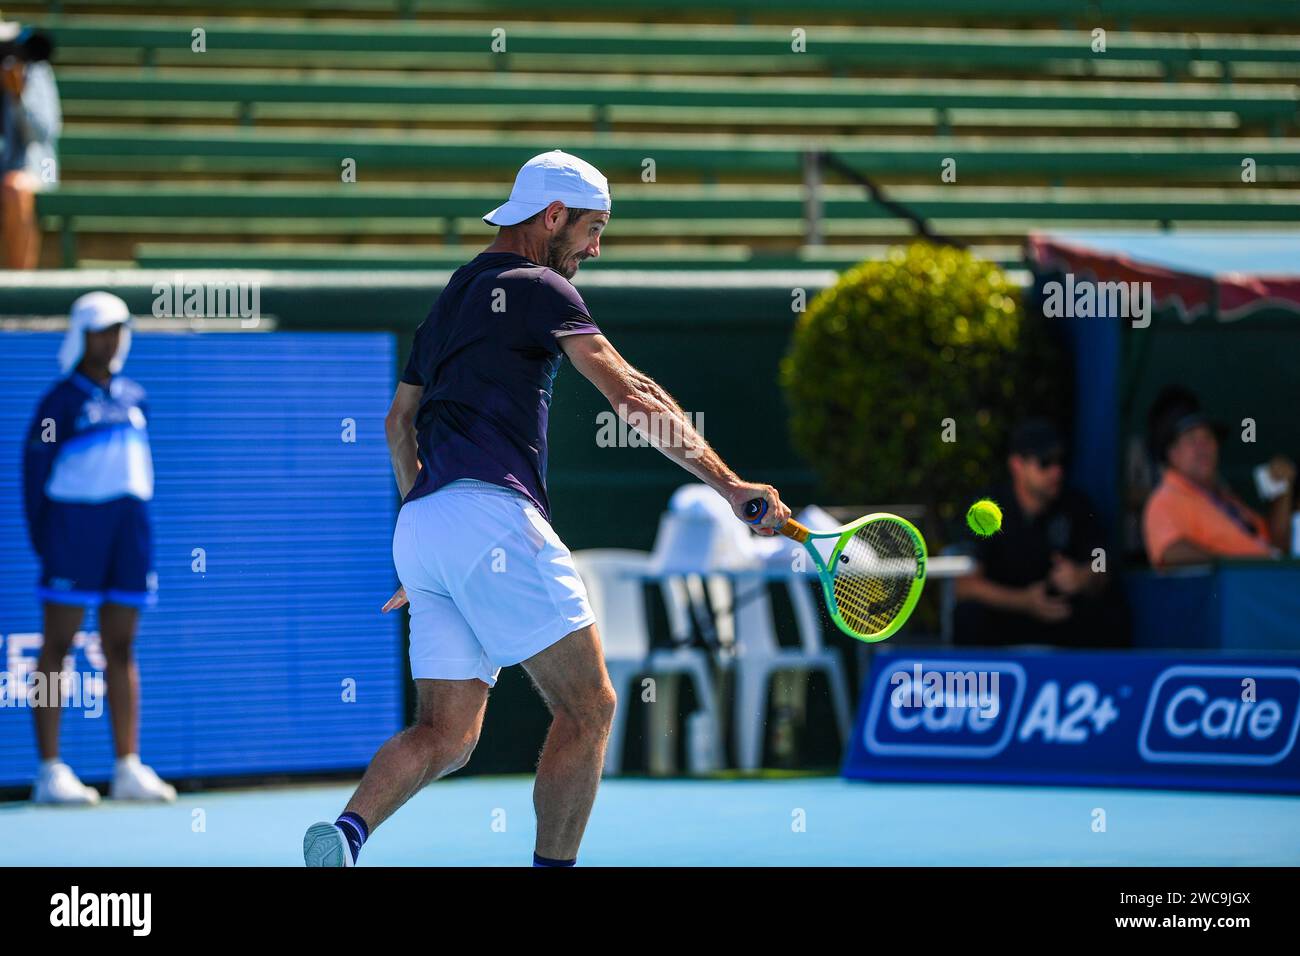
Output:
[813, 512, 928, 643]
[744, 500, 928, 643]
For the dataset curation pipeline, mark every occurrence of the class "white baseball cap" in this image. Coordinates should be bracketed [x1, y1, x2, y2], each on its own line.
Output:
[483, 149, 611, 227]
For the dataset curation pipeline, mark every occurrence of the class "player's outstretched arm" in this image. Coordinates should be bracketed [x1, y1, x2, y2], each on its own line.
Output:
[561, 332, 790, 534]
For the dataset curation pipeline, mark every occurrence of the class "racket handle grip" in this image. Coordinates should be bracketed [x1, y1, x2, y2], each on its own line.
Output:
[743, 497, 808, 541]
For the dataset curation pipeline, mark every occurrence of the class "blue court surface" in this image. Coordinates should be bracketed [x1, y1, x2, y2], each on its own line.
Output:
[2, 776, 1297, 866]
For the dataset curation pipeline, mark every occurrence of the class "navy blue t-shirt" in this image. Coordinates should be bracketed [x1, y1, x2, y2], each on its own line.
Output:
[400, 252, 601, 520]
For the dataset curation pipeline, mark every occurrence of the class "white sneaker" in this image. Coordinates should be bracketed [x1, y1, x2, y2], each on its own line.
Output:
[303, 822, 354, 867]
[32, 762, 101, 806]
[110, 756, 177, 802]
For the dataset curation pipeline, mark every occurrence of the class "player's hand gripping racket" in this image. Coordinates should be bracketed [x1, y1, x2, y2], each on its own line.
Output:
[744, 498, 927, 643]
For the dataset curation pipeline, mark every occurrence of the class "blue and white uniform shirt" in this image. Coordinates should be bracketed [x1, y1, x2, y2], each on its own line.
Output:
[23, 373, 155, 548]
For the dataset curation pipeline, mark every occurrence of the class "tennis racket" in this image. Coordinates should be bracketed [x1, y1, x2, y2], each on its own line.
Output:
[743, 498, 927, 643]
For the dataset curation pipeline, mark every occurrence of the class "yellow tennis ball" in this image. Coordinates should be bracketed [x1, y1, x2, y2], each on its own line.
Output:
[966, 499, 1002, 537]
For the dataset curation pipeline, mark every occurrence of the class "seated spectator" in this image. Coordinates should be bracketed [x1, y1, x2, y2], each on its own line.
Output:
[1, 24, 60, 269]
[954, 419, 1130, 648]
[1142, 385, 1295, 568]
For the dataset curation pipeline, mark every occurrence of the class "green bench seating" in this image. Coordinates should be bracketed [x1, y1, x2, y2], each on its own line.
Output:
[39, 182, 1298, 221]
[17, 0, 1300, 28]
[127, 241, 1025, 271]
[38, 183, 1300, 264]
[52, 70, 1300, 133]
[54, 126, 1300, 180]
[15, 0, 1300, 27]
[11, 5, 1296, 268]
[56, 100, 1250, 136]
[37, 17, 1300, 74]
[42, 49, 1300, 84]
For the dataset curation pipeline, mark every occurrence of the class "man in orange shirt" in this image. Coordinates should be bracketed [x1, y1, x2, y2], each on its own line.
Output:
[1142, 387, 1295, 568]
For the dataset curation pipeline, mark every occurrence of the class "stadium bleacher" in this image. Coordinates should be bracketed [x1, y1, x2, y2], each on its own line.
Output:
[4, 1, 1300, 886]
[5, 1, 1297, 269]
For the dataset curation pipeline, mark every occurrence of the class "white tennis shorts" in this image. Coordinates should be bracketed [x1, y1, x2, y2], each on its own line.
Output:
[393, 478, 595, 687]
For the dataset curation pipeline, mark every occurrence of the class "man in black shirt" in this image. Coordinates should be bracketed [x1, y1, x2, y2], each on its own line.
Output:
[953, 419, 1130, 648]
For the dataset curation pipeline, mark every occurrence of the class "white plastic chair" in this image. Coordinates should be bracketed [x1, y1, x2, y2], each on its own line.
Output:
[571, 549, 723, 776]
[650, 507, 749, 654]
[724, 571, 854, 771]
[651, 499, 854, 771]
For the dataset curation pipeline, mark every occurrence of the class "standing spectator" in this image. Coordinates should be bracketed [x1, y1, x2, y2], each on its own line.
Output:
[1142, 385, 1295, 567]
[954, 419, 1130, 648]
[1, 24, 60, 269]
[22, 292, 175, 804]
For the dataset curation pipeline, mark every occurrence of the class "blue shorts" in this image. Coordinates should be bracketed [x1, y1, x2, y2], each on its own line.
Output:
[38, 497, 157, 608]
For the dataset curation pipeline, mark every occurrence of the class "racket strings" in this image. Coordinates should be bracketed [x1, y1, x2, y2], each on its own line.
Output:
[831, 520, 919, 636]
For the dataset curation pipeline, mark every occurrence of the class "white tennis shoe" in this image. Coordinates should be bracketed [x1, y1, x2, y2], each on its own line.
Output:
[32, 761, 101, 806]
[110, 755, 177, 802]
[303, 822, 354, 867]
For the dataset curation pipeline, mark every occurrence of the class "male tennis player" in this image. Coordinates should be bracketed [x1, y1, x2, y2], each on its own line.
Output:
[304, 149, 790, 866]
[22, 291, 175, 804]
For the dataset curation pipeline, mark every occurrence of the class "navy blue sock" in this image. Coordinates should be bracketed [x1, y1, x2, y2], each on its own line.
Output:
[335, 812, 370, 864]
[533, 852, 576, 867]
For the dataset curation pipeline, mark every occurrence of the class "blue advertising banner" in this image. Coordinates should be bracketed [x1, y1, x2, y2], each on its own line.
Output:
[0, 331, 403, 788]
[843, 650, 1300, 794]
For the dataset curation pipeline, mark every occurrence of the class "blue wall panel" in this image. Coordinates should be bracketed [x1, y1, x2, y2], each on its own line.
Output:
[0, 331, 402, 787]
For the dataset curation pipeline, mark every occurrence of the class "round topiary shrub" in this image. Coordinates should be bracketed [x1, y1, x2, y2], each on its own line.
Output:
[780, 241, 1068, 536]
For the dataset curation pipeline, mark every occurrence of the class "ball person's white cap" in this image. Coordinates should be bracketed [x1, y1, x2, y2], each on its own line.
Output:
[482, 149, 611, 227]
[59, 291, 133, 375]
